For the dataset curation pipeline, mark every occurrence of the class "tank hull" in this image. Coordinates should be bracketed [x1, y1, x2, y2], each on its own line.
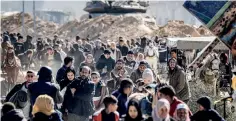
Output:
[84, 7, 147, 13]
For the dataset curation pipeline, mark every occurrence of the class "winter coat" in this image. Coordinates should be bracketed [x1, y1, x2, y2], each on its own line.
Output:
[168, 66, 190, 101]
[70, 49, 85, 70]
[62, 77, 95, 117]
[59, 78, 73, 91]
[93, 81, 109, 111]
[32, 112, 63, 121]
[109, 48, 122, 61]
[5, 82, 27, 102]
[123, 57, 136, 69]
[84, 43, 93, 54]
[80, 61, 96, 71]
[24, 41, 35, 51]
[93, 109, 119, 121]
[56, 65, 68, 83]
[1, 109, 27, 121]
[93, 47, 105, 62]
[96, 54, 116, 73]
[14, 42, 25, 56]
[111, 67, 129, 78]
[130, 69, 143, 83]
[28, 79, 63, 106]
[191, 109, 225, 121]
[112, 90, 128, 117]
[117, 45, 129, 56]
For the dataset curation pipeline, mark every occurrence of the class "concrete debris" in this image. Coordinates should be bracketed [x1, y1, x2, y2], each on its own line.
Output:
[55, 14, 159, 41]
[1, 12, 59, 38]
[157, 20, 203, 37]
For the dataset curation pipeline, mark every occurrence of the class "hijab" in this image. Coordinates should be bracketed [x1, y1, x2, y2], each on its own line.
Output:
[152, 99, 171, 121]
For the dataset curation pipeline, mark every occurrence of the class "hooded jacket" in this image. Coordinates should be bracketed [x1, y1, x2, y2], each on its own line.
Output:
[169, 65, 190, 101]
[1, 109, 27, 121]
[130, 69, 143, 83]
[28, 77, 63, 106]
[191, 96, 225, 121]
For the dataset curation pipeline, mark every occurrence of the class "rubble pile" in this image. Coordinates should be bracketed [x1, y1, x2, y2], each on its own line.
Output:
[56, 14, 159, 41]
[157, 20, 202, 37]
[1, 12, 59, 37]
[189, 78, 236, 121]
[196, 25, 214, 36]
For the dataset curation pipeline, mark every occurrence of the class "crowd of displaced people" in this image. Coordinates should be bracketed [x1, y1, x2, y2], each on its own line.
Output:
[1, 32, 227, 121]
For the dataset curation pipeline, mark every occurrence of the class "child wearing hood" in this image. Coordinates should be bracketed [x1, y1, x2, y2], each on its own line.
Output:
[152, 98, 175, 121]
[191, 96, 225, 121]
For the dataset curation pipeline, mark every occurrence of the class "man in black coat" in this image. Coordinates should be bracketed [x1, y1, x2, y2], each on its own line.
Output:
[191, 96, 225, 121]
[24, 35, 35, 51]
[5, 71, 35, 120]
[14, 35, 25, 56]
[28, 66, 63, 107]
[56, 56, 74, 83]
[63, 66, 95, 121]
[96, 50, 116, 80]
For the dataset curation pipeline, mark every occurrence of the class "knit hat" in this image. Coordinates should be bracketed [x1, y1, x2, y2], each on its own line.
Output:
[3, 35, 10, 42]
[128, 50, 134, 54]
[176, 103, 188, 110]
[197, 96, 212, 110]
[104, 49, 111, 54]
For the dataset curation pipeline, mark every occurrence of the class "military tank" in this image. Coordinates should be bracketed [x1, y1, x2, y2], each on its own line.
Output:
[84, 0, 149, 14]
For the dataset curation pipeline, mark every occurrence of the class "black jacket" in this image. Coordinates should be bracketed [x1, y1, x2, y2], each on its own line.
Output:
[1, 109, 27, 121]
[14, 42, 25, 56]
[5, 82, 27, 102]
[62, 77, 95, 117]
[191, 109, 225, 121]
[117, 45, 129, 56]
[59, 78, 73, 90]
[56, 65, 68, 83]
[28, 79, 63, 106]
[32, 112, 63, 121]
[96, 54, 115, 73]
[24, 41, 35, 51]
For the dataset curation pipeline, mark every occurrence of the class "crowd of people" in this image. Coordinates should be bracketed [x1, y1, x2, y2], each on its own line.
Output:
[1, 32, 227, 121]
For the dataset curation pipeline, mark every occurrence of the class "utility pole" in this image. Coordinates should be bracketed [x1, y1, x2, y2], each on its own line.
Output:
[22, 0, 25, 37]
[33, 0, 36, 43]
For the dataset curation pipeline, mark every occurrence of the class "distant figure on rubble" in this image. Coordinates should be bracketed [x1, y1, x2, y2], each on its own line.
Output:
[144, 41, 159, 71]
[117, 37, 129, 56]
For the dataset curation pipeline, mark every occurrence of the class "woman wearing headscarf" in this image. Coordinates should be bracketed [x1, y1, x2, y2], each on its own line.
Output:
[173, 103, 190, 121]
[152, 98, 175, 121]
[142, 68, 155, 85]
[59, 68, 76, 90]
[32, 94, 63, 121]
[124, 99, 144, 121]
[79, 54, 96, 72]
